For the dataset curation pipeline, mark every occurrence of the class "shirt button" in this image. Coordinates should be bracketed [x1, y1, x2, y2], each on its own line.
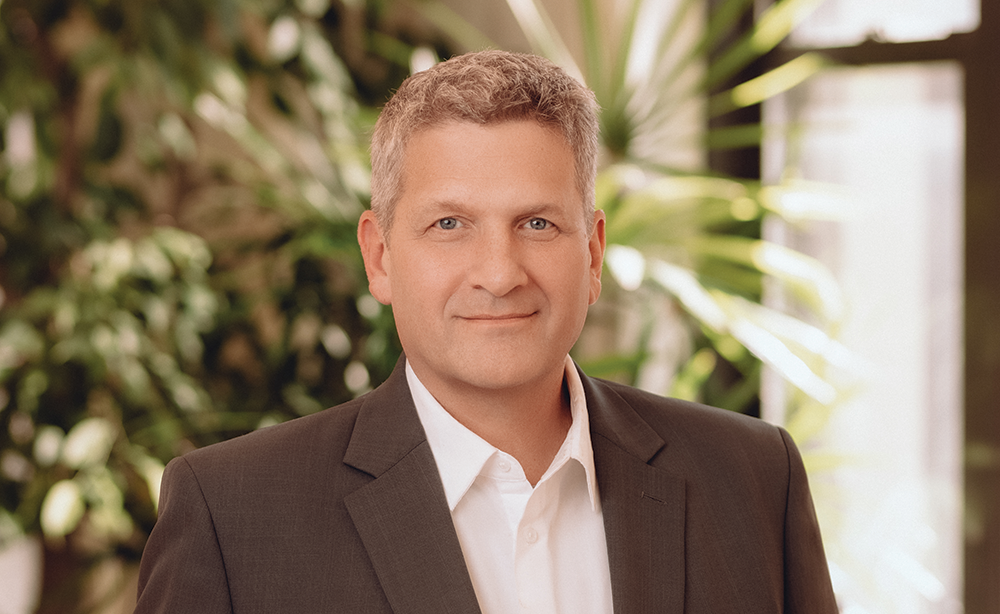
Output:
[497, 458, 511, 472]
[524, 528, 538, 544]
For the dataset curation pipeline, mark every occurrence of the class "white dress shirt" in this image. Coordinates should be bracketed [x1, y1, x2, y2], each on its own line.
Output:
[406, 357, 613, 614]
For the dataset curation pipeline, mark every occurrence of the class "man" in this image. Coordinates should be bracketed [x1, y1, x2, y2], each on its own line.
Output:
[134, 50, 838, 613]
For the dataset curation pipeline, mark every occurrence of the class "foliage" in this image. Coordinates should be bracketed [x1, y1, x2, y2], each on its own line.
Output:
[418, 0, 849, 427]
[0, 0, 431, 597]
[0, 0, 851, 608]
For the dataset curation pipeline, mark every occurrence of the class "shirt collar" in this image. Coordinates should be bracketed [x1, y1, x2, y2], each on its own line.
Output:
[407, 356, 600, 512]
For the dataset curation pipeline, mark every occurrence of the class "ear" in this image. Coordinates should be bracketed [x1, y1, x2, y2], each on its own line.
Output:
[587, 210, 606, 305]
[357, 210, 392, 305]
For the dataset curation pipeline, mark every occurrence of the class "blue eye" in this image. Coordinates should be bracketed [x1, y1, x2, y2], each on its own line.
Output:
[436, 218, 459, 230]
[527, 218, 550, 230]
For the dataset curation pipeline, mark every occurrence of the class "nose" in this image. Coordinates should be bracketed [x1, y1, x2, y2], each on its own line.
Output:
[470, 230, 529, 297]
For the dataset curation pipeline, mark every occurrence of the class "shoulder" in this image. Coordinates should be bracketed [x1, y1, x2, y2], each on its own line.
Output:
[179, 358, 415, 477]
[160, 395, 370, 506]
[585, 375, 797, 496]
[184, 395, 366, 470]
[589, 376, 787, 453]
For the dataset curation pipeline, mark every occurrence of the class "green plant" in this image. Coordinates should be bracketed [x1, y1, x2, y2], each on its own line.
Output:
[0, 0, 424, 609]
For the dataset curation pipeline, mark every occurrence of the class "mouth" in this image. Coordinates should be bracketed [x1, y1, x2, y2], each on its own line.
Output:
[461, 312, 537, 321]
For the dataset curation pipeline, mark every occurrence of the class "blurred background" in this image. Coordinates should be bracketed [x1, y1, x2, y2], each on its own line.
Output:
[0, 0, 995, 612]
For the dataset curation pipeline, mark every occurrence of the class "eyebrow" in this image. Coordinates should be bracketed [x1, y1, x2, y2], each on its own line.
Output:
[418, 199, 567, 218]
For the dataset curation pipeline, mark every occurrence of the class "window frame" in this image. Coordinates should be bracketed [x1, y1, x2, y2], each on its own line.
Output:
[765, 3, 1000, 611]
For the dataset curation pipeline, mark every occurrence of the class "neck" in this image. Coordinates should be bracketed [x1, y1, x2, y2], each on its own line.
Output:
[415, 365, 573, 486]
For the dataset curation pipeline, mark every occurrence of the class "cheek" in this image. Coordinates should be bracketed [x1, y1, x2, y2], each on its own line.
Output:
[390, 251, 460, 310]
[543, 251, 594, 306]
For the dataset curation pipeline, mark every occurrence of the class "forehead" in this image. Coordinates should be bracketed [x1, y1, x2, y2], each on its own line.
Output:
[397, 120, 577, 204]
[403, 118, 568, 158]
[400, 120, 575, 181]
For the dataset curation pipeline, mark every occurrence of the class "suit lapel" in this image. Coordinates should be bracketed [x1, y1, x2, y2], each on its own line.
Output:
[341, 359, 687, 614]
[583, 371, 687, 614]
[343, 359, 481, 614]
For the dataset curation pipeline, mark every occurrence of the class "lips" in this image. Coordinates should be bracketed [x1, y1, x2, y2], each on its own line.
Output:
[460, 312, 537, 321]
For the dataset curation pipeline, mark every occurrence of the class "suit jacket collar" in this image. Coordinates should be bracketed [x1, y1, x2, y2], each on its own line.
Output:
[582, 367, 688, 614]
[342, 357, 426, 476]
[341, 357, 687, 614]
[342, 357, 483, 614]
[343, 357, 668, 473]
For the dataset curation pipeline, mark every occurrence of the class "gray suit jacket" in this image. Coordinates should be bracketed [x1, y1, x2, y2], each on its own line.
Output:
[134, 358, 837, 613]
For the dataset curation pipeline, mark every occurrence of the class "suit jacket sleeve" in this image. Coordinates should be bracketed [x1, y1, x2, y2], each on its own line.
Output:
[135, 456, 233, 614]
[779, 427, 838, 613]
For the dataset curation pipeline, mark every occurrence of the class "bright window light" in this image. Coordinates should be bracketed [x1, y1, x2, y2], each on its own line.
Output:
[791, 0, 980, 47]
[763, 62, 965, 614]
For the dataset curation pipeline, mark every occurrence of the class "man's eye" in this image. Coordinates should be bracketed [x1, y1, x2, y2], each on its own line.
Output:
[435, 218, 460, 230]
[526, 218, 551, 230]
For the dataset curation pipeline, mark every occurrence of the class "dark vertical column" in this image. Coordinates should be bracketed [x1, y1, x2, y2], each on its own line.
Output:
[705, 0, 764, 417]
[963, 1, 1000, 612]
[706, 0, 763, 181]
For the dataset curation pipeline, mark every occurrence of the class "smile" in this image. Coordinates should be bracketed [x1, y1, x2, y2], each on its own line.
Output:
[461, 312, 537, 321]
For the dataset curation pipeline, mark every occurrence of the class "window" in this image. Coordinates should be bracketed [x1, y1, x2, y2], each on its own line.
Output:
[763, 1, 999, 611]
[791, 0, 980, 46]
[765, 61, 964, 614]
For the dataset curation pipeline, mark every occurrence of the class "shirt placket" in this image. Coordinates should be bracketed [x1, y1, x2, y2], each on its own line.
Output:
[513, 470, 562, 613]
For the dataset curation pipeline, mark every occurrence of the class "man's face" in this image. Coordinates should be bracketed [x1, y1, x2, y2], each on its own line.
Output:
[358, 120, 605, 398]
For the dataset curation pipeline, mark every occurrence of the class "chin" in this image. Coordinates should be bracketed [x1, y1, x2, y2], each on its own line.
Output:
[449, 352, 562, 392]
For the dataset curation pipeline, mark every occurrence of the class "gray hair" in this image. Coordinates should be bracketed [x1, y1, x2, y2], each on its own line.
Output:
[369, 50, 600, 234]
